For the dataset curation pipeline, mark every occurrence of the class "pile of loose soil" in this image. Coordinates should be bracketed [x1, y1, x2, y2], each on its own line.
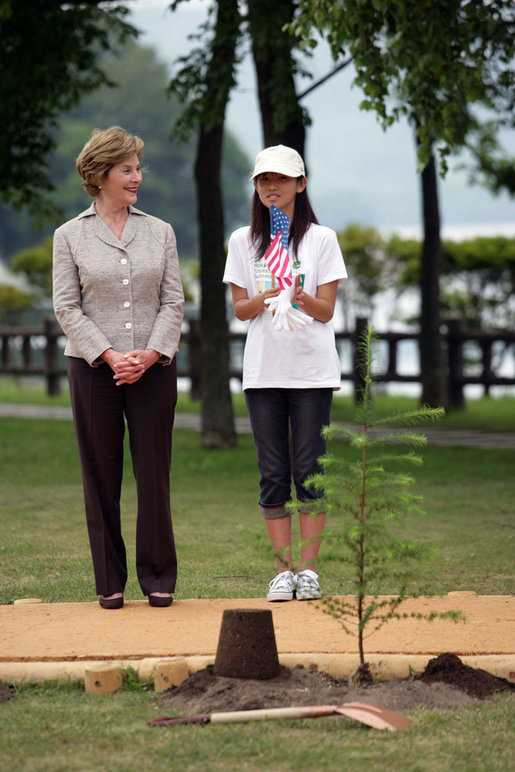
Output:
[417, 652, 514, 699]
[161, 654, 514, 715]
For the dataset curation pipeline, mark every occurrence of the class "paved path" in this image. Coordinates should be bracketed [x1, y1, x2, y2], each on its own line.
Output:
[1, 403, 515, 448]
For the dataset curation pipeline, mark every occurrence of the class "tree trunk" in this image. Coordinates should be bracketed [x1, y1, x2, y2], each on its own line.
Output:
[419, 152, 447, 408]
[194, 0, 240, 448]
[195, 125, 236, 448]
[248, 0, 306, 156]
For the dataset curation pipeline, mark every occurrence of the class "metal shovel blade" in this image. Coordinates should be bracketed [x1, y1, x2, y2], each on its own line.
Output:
[335, 702, 411, 731]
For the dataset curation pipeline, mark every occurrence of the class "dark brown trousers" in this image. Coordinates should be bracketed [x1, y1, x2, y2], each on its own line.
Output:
[67, 356, 178, 597]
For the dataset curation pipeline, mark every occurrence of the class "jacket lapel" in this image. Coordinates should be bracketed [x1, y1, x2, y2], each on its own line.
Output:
[90, 204, 140, 249]
[119, 212, 138, 248]
[78, 203, 145, 248]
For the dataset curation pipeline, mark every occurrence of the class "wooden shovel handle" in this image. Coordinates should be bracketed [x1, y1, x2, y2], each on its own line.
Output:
[210, 704, 338, 723]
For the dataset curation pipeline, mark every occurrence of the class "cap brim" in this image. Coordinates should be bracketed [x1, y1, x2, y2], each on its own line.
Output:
[250, 164, 305, 180]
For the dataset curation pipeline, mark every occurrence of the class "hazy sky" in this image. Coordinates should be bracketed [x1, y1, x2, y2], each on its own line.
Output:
[128, 0, 515, 239]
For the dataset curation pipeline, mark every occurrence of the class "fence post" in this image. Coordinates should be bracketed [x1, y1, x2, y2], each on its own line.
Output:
[353, 316, 369, 403]
[188, 319, 201, 400]
[385, 338, 397, 380]
[43, 317, 62, 397]
[447, 318, 465, 410]
[1, 333, 9, 368]
[480, 339, 493, 397]
[22, 335, 33, 368]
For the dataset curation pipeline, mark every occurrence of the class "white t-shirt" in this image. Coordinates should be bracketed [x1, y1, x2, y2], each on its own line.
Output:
[223, 223, 347, 390]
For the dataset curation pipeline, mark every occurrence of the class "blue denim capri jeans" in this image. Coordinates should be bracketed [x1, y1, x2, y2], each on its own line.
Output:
[244, 388, 333, 518]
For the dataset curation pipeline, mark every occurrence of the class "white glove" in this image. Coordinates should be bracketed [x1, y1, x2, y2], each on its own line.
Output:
[273, 305, 312, 331]
[265, 285, 294, 314]
[264, 288, 313, 331]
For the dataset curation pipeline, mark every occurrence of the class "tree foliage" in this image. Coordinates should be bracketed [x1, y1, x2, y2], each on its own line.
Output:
[336, 225, 515, 331]
[336, 223, 394, 323]
[9, 237, 53, 296]
[393, 234, 515, 330]
[0, 284, 33, 324]
[0, 0, 136, 216]
[292, 0, 515, 172]
[464, 119, 515, 198]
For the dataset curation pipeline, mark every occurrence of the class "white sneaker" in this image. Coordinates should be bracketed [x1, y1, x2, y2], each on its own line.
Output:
[295, 569, 323, 600]
[267, 570, 296, 602]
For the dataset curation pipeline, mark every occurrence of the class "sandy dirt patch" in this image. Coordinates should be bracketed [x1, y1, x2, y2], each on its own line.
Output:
[1, 594, 513, 662]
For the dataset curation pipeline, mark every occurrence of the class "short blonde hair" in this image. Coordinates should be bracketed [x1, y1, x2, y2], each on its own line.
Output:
[76, 126, 144, 196]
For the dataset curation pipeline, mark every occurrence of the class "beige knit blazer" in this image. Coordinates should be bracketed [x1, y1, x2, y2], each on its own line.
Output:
[52, 204, 184, 366]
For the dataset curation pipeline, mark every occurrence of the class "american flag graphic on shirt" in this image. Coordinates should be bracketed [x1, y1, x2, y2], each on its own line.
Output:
[264, 205, 293, 289]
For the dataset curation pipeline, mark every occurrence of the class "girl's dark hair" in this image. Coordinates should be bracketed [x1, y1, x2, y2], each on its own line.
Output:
[250, 180, 318, 258]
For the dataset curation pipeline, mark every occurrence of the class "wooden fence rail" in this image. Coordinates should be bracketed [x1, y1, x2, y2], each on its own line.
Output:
[1, 317, 514, 408]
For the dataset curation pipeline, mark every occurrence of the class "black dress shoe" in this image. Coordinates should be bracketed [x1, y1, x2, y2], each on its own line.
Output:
[99, 594, 124, 609]
[148, 593, 173, 608]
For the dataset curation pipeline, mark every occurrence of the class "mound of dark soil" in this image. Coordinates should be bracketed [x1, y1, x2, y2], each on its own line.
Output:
[161, 654, 514, 715]
[418, 652, 514, 699]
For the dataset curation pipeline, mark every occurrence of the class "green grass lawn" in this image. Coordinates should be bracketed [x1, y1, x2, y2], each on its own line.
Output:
[1, 419, 513, 603]
[1, 401, 514, 771]
[1, 683, 512, 772]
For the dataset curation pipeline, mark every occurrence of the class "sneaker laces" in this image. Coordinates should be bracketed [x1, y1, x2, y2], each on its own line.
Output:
[296, 570, 322, 597]
[297, 569, 318, 584]
[269, 570, 295, 591]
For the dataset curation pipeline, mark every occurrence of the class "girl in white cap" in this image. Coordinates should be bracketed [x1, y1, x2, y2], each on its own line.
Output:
[223, 145, 347, 601]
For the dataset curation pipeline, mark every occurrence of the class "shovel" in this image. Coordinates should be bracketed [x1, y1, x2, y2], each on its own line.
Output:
[153, 702, 411, 731]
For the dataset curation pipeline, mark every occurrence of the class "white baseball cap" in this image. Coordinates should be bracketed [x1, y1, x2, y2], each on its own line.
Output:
[250, 144, 305, 180]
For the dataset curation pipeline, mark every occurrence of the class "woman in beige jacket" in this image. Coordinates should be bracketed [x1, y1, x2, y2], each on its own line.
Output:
[53, 127, 184, 609]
